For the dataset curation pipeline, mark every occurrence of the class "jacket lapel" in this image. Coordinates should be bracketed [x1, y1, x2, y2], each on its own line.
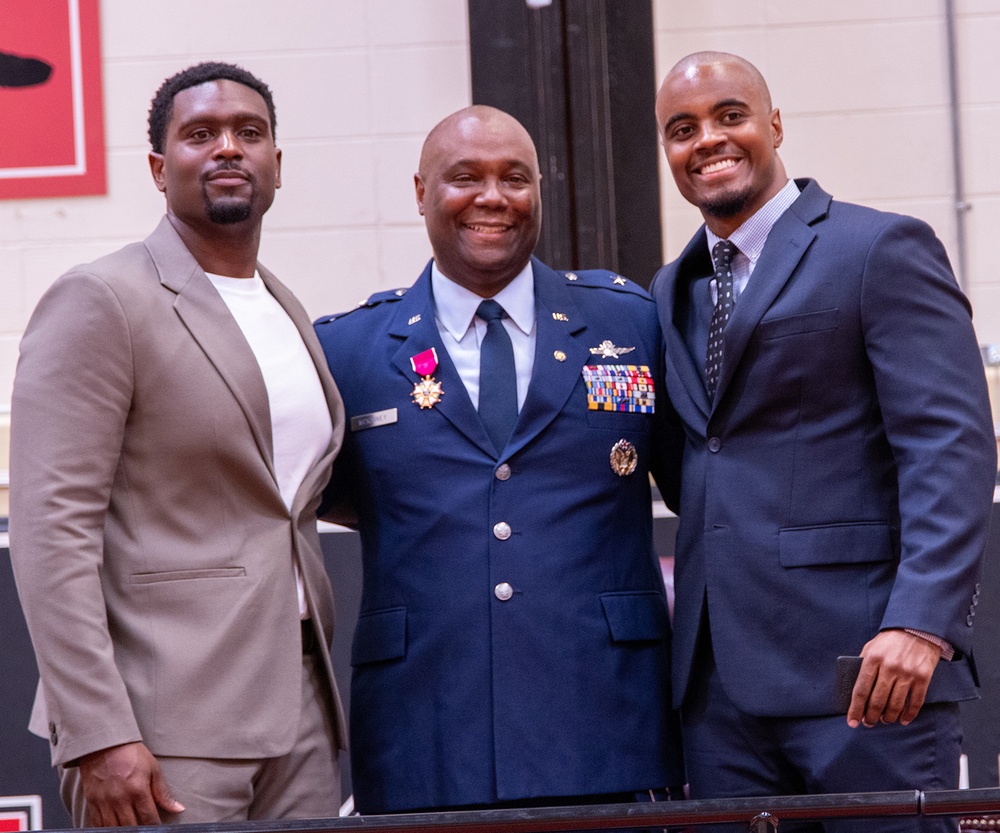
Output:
[713, 180, 828, 404]
[258, 263, 346, 516]
[388, 264, 497, 457]
[657, 232, 713, 426]
[144, 217, 276, 478]
[503, 258, 591, 460]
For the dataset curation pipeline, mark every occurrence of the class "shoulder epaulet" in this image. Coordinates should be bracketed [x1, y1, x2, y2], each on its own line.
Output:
[314, 287, 409, 326]
[561, 270, 651, 299]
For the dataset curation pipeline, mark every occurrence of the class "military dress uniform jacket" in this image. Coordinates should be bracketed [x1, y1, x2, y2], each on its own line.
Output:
[315, 257, 682, 813]
[650, 179, 996, 717]
[9, 217, 347, 767]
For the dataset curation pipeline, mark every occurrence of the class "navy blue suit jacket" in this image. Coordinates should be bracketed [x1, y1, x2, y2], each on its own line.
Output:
[651, 179, 996, 716]
[315, 257, 682, 813]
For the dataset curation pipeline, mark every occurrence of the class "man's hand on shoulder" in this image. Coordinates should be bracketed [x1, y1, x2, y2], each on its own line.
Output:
[80, 741, 184, 826]
[847, 629, 942, 729]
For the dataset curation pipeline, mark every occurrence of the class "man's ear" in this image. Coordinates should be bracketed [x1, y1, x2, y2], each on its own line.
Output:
[274, 147, 282, 189]
[414, 173, 425, 216]
[149, 152, 166, 193]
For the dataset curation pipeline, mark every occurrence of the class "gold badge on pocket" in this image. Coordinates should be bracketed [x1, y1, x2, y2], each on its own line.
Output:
[610, 439, 638, 477]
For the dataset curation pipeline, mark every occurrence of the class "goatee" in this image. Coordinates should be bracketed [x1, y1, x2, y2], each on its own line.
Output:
[206, 198, 253, 225]
[702, 187, 751, 220]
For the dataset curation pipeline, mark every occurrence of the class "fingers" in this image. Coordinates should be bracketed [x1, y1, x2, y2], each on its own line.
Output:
[151, 764, 186, 815]
[80, 741, 181, 826]
[845, 630, 940, 729]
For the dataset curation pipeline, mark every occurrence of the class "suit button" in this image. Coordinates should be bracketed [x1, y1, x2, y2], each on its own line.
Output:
[493, 522, 512, 540]
[494, 582, 514, 601]
[967, 614, 975, 626]
[495, 464, 511, 481]
[708, 437, 722, 453]
[49, 721, 58, 746]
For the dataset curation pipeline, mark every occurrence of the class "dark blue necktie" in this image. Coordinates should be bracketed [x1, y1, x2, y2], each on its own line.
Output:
[477, 299, 518, 452]
[705, 240, 739, 398]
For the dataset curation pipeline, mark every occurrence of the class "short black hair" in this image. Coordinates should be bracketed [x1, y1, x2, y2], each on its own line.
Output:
[147, 61, 276, 154]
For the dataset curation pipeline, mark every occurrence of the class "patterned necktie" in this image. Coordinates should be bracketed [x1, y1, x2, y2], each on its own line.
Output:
[477, 299, 518, 452]
[705, 240, 739, 398]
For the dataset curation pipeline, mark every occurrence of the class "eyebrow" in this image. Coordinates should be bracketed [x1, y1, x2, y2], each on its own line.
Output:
[663, 98, 750, 132]
[175, 111, 270, 132]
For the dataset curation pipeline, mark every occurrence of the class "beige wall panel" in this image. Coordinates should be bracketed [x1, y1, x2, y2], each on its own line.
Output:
[379, 226, 435, 287]
[777, 110, 953, 203]
[102, 1, 369, 57]
[764, 0, 940, 24]
[963, 107, 1000, 197]
[368, 0, 469, 46]
[958, 12, 1000, 105]
[371, 44, 471, 135]
[375, 137, 426, 225]
[766, 21, 948, 113]
[270, 140, 378, 229]
[258, 228, 381, 320]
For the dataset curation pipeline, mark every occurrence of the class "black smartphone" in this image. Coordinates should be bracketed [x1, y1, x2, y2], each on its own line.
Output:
[834, 655, 863, 713]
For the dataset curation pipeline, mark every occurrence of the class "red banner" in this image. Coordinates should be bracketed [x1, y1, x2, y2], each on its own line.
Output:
[0, 0, 106, 198]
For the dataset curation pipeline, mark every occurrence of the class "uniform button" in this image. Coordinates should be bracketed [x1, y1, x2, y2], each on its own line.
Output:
[967, 614, 975, 627]
[708, 437, 722, 453]
[493, 522, 512, 540]
[495, 464, 512, 481]
[494, 582, 514, 601]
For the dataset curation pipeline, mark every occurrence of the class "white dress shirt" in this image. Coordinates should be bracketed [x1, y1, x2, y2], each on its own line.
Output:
[430, 261, 537, 412]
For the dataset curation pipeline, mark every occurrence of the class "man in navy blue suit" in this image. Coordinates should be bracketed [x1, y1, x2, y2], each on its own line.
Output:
[315, 105, 683, 814]
[650, 51, 996, 832]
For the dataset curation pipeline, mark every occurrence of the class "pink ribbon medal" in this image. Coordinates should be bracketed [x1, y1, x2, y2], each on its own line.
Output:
[410, 347, 444, 409]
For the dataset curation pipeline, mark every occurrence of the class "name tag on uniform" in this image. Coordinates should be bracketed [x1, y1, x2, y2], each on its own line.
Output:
[350, 408, 398, 432]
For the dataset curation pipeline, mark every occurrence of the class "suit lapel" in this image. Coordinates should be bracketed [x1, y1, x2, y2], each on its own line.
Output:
[144, 217, 276, 477]
[258, 264, 346, 515]
[504, 258, 590, 460]
[658, 233, 713, 426]
[388, 265, 497, 457]
[714, 181, 827, 404]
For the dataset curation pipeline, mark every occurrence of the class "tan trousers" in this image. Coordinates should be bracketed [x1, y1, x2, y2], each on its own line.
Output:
[61, 653, 341, 825]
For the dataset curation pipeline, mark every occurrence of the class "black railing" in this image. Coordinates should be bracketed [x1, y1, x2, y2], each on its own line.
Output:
[44, 788, 1000, 833]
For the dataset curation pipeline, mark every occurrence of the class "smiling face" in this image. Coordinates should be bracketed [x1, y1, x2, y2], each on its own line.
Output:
[656, 54, 786, 237]
[149, 79, 281, 235]
[415, 107, 541, 298]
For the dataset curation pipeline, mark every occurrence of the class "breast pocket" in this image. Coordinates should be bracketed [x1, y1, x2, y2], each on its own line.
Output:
[760, 308, 839, 340]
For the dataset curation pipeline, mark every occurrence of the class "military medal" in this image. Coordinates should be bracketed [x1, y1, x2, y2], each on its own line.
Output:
[610, 438, 638, 477]
[582, 364, 655, 413]
[410, 347, 444, 409]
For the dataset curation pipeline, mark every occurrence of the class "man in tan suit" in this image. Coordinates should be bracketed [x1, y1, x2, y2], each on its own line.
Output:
[9, 62, 346, 827]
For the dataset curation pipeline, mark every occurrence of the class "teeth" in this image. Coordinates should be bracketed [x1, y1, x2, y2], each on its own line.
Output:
[699, 159, 737, 175]
[467, 224, 507, 233]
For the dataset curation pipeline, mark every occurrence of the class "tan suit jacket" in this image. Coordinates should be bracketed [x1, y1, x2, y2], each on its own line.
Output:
[9, 217, 346, 767]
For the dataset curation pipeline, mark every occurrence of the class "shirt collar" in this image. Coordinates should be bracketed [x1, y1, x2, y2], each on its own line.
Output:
[431, 260, 535, 339]
[705, 178, 800, 264]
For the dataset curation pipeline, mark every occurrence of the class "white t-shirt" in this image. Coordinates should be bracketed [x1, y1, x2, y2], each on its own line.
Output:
[207, 271, 333, 617]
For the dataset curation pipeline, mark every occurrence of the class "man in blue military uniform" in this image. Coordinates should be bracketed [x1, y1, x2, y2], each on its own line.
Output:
[315, 105, 683, 814]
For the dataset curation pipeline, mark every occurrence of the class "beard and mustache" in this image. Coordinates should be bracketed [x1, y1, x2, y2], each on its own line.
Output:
[202, 162, 254, 225]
